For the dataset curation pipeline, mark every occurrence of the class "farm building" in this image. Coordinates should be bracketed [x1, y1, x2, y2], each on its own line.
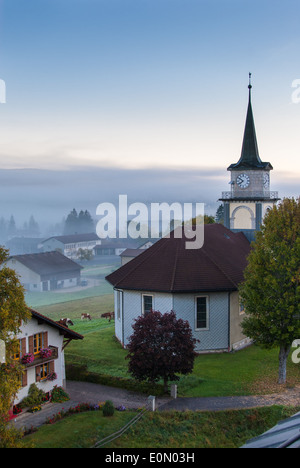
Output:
[41, 233, 101, 259]
[6, 251, 83, 292]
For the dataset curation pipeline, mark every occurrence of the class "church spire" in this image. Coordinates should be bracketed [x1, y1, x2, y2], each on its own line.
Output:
[228, 74, 272, 171]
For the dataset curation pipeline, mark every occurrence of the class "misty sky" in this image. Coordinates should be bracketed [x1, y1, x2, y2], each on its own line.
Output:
[0, 0, 299, 227]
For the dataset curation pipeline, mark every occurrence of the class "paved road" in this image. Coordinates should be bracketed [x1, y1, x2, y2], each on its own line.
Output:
[11, 380, 300, 431]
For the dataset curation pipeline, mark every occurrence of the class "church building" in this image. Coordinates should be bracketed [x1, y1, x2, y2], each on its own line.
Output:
[106, 76, 279, 352]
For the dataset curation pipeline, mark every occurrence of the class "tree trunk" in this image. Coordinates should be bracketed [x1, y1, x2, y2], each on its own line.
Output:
[278, 345, 291, 385]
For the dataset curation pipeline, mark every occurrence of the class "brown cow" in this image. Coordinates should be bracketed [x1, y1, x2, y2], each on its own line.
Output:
[81, 313, 92, 321]
[101, 312, 115, 322]
[57, 318, 74, 327]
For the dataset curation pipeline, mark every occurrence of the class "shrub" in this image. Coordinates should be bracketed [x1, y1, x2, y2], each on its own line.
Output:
[50, 386, 70, 403]
[102, 400, 114, 417]
[19, 384, 46, 409]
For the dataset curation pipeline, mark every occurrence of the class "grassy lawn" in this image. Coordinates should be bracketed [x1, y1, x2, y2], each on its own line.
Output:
[25, 283, 113, 308]
[23, 406, 300, 448]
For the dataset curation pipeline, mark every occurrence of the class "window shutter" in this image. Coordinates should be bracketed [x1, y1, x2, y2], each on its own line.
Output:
[28, 336, 34, 354]
[43, 332, 48, 348]
[22, 370, 27, 388]
[49, 361, 55, 373]
[20, 338, 26, 357]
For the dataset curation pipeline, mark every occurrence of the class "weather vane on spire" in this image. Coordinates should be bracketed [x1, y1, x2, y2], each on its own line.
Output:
[248, 72, 252, 89]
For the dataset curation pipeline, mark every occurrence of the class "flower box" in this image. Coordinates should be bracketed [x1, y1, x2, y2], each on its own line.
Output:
[39, 348, 53, 359]
[21, 353, 34, 365]
[47, 372, 57, 382]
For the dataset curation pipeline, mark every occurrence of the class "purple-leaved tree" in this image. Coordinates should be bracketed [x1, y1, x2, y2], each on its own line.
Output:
[126, 310, 198, 394]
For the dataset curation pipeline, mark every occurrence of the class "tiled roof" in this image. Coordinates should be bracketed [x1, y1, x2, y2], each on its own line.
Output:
[30, 309, 84, 341]
[120, 249, 144, 258]
[42, 233, 99, 245]
[9, 251, 83, 275]
[106, 224, 250, 293]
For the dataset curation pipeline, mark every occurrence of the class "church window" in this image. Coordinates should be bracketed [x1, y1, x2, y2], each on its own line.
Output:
[142, 295, 153, 316]
[195, 296, 209, 330]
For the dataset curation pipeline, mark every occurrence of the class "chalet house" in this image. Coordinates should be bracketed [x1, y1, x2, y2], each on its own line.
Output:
[106, 224, 251, 353]
[12, 308, 83, 405]
[6, 251, 83, 292]
[41, 233, 101, 259]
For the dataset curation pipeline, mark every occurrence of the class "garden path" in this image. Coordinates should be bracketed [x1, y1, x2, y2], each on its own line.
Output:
[11, 380, 300, 431]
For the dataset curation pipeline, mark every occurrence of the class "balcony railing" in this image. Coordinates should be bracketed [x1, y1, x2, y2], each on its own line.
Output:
[221, 191, 279, 200]
[21, 345, 58, 368]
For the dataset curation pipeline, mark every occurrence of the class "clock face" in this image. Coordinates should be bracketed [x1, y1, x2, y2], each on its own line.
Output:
[236, 173, 250, 189]
[263, 173, 270, 188]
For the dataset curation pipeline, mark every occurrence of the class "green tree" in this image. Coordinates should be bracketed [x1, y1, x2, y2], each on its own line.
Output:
[215, 204, 224, 224]
[0, 247, 31, 447]
[240, 198, 300, 385]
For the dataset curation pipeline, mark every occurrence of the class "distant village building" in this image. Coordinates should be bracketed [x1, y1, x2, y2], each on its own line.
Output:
[41, 233, 101, 259]
[6, 251, 83, 292]
[93, 239, 128, 257]
[11, 308, 83, 405]
[106, 77, 279, 353]
[120, 249, 144, 266]
[120, 240, 157, 266]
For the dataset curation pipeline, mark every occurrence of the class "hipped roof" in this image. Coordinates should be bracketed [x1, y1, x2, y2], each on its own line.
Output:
[106, 224, 250, 293]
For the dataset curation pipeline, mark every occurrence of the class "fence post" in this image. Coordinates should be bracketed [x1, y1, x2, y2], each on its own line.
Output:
[148, 395, 156, 411]
[171, 384, 177, 399]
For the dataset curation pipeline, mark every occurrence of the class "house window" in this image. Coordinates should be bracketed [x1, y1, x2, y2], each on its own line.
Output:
[33, 333, 44, 354]
[239, 301, 245, 315]
[12, 340, 20, 360]
[195, 296, 209, 330]
[142, 295, 153, 316]
[116, 290, 123, 320]
[40, 363, 49, 380]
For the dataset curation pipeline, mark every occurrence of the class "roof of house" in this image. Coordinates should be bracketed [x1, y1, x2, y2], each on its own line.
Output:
[120, 248, 144, 258]
[30, 308, 84, 341]
[9, 251, 83, 276]
[106, 224, 251, 293]
[241, 411, 300, 448]
[42, 233, 100, 245]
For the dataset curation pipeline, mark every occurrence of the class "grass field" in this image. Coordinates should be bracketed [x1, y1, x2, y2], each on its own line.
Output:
[36, 295, 300, 398]
[23, 406, 300, 448]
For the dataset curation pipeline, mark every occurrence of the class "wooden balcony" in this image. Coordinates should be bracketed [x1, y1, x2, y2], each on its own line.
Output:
[22, 346, 58, 368]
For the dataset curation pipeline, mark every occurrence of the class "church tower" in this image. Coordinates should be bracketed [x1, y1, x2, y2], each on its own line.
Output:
[220, 74, 279, 241]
